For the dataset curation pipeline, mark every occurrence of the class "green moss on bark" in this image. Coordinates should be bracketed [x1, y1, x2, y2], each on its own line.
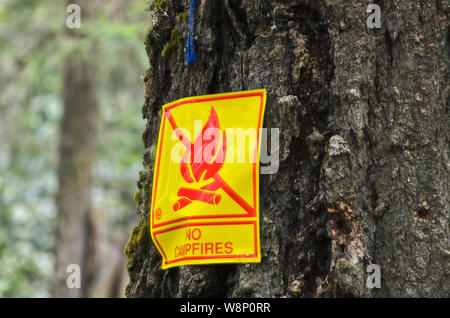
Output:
[161, 29, 181, 59]
[151, 0, 167, 9]
[176, 11, 189, 23]
[124, 217, 150, 258]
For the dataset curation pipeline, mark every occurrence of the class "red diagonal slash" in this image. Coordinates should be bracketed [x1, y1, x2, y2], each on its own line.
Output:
[165, 110, 255, 215]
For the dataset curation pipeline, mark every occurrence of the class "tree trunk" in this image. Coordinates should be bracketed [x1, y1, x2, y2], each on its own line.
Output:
[54, 44, 99, 298]
[126, 0, 449, 297]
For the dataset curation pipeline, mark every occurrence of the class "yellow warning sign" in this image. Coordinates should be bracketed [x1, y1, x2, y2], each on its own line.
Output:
[150, 89, 266, 269]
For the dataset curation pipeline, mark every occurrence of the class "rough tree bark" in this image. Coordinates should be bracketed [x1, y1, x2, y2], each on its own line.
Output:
[126, 0, 449, 297]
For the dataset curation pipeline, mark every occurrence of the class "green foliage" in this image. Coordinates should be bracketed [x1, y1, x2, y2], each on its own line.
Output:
[0, 0, 149, 296]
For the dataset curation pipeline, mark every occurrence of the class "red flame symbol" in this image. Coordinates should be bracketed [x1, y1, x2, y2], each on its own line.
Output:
[180, 107, 226, 183]
[165, 106, 254, 215]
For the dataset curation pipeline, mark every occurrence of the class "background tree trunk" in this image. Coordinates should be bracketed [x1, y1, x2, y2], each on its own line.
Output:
[54, 0, 100, 296]
[54, 51, 99, 297]
[126, 0, 449, 297]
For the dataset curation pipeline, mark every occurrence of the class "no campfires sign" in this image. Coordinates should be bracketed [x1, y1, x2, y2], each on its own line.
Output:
[150, 89, 267, 269]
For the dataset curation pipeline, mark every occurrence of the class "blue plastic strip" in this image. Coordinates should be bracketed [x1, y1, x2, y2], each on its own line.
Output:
[186, 0, 197, 65]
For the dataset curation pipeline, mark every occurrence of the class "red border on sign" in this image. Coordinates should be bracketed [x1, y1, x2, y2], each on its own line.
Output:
[153, 221, 258, 265]
[151, 91, 265, 229]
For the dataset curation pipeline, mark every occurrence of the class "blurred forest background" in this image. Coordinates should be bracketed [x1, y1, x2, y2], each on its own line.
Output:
[0, 0, 148, 297]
